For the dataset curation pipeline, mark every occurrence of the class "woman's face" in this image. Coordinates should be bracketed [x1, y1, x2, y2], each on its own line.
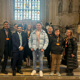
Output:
[14, 24, 18, 31]
[66, 30, 71, 37]
[27, 25, 31, 30]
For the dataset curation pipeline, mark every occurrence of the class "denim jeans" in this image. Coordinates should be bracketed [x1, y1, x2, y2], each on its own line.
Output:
[32, 49, 43, 71]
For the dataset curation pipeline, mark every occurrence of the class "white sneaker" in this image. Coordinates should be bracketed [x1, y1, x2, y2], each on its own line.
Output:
[50, 72, 54, 76]
[56, 72, 61, 76]
[39, 71, 43, 77]
[31, 70, 36, 76]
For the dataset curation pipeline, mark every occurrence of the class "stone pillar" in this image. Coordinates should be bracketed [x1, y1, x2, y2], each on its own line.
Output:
[2, 0, 7, 23]
[6, 0, 11, 23]
[49, 0, 53, 24]
[0, 0, 3, 24]
[40, 0, 46, 25]
[46, 0, 50, 24]
[0, 0, 7, 28]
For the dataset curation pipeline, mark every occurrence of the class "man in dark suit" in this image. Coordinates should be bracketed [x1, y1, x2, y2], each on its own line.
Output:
[11, 23, 18, 67]
[0, 21, 12, 74]
[12, 24, 26, 76]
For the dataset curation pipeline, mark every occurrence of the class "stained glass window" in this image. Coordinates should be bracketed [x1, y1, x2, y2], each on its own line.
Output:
[14, 0, 40, 20]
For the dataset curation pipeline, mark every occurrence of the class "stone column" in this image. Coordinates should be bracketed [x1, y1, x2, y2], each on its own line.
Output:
[49, 0, 53, 24]
[6, 0, 11, 23]
[46, 0, 50, 24]
[2, 0, 7, 23]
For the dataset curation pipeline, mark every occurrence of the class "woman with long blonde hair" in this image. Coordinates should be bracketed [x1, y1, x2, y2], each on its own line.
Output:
[62, 29, 78, 76]
[24, 24, 33, 67]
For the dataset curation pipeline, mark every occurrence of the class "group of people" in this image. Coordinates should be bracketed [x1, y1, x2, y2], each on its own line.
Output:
[0, 21, 78, 77]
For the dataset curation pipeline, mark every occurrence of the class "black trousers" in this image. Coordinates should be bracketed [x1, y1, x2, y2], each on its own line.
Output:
[47, 55, 51, 67]
[11, 58, 18, 67]
[2, 46, 9, 71]
[0, 57, 2, 65]
[12, 51, 23, 71]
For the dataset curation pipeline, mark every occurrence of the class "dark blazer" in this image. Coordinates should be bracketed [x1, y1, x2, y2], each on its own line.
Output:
[0, 28, 12, 57]
[12, 32, 26, 53]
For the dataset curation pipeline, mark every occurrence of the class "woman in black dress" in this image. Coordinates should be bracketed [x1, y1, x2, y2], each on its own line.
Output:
[62, 29, 78, 76]
[24, 24, 33, 67]
[44, 27, 53, 68]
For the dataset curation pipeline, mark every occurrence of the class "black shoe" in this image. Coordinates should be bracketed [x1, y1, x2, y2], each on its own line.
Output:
[26, 65, 30, 68]
[1, 70, 8, 74]
[66, 73, 74, 76]
[48, 65, 51, 68]
[17, 70, 23, 74]
[13, 71, 16, 76]
[27, 65, 31, 68]
[65, 69, 68, 73]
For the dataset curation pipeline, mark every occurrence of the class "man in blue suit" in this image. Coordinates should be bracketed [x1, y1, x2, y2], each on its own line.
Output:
[12, 24, 26, 76]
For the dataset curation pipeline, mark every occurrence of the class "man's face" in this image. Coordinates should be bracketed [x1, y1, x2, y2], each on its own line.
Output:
[36, 23, 42, 30]
[17, 27, 22, 33]
[55, 30, 60, 36]
[3, 23, 8, 29]
[48, 27, 53, 32]
[14, 25, 18, 31]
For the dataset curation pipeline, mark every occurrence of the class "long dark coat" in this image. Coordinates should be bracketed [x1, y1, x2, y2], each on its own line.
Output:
[62, 37, 78, 69]
[0, 28, 12, 58]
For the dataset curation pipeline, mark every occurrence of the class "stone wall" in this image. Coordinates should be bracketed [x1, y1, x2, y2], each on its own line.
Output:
[48, 0, 79, 27]
[0, 0, 79, 28]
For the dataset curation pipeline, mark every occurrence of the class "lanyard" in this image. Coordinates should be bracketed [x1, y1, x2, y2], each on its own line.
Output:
[57, 37, 59, 43]
[36, 31, 40, 41]
[6, 31, 9, 40]
[56, 37, 60, 45]
[6, 31, 8, 38]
